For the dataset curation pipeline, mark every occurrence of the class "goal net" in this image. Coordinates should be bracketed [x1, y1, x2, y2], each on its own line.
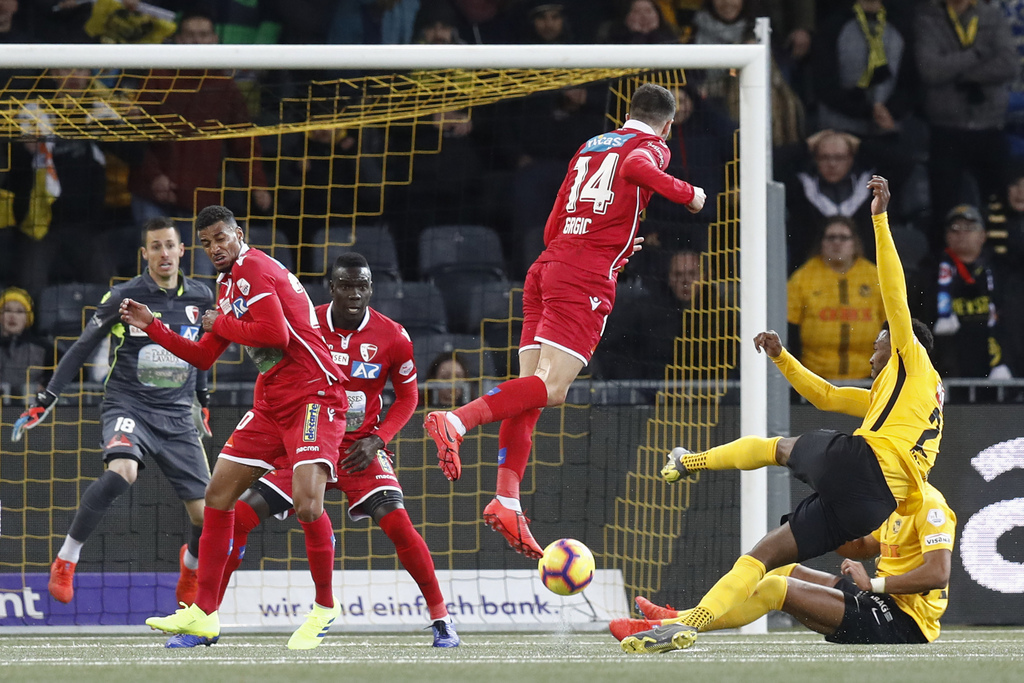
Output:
[0, 42, 768, 631]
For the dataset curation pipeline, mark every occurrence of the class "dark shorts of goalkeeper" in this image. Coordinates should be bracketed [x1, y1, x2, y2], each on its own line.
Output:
[100, 403, 210, 501]
[783, 429, 897, 563]
[825, 576, 928, 644]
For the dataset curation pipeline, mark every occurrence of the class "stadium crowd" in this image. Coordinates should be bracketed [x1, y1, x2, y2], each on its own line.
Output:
[3, 0, 1024, 396]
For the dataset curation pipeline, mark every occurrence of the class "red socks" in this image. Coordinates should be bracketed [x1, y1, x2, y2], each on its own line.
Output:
[300, 511, 337, 608]
[194, 506, 234, 614]
[497, 407, 542, 496]
[453, 375, 547, 431]
[379, 508, 448, 621]
[217, 499, 262, 606]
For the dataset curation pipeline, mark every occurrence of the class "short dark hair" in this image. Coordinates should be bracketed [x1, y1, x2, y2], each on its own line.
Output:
[332, 252, 370, 274]
[195, 205, 237, 233]
[882, 319, 934, 355]
[629, 83, 676, 129]
[141, 216, 180, 245]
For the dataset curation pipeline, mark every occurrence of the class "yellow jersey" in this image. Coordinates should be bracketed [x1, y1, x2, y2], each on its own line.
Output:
[872, 483, 955, 642]
[853, 213, 945, 503]
[774, 212, 944, 504]
[787, 256, 885, 380]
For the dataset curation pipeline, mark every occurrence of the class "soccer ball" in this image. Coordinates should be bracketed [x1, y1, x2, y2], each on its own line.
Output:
[538, 538, 595, 596]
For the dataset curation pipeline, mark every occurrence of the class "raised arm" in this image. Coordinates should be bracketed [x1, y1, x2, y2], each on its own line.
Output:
[869, 176, 913, 351]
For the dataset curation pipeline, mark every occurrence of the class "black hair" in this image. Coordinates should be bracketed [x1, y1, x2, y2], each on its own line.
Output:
[141, 216, 180, 245]
[882, 319, 934, 355]
[629, 83, 677, 129]
[332, 252, 370, 273]
[195, 205, 237, 233]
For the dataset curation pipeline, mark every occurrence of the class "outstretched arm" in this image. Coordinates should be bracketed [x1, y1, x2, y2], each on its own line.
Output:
[120, 299, 230, 370]
[869, 176, 913, 351]
[755, 331, 870, 417]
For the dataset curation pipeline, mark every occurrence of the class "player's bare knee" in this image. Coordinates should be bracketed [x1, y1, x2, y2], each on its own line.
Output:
[106, 458, 138, 485]
[293, 497, 324, 522]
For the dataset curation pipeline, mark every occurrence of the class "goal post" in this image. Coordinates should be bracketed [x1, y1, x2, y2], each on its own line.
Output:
[0, 38, 770, 631]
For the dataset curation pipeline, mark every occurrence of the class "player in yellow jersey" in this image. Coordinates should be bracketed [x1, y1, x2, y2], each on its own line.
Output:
[621, 176, 947, 654]
[613, 481, 954, 645]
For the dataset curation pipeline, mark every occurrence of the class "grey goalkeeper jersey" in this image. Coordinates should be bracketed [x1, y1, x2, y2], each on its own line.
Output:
[46, 271, 214, 413]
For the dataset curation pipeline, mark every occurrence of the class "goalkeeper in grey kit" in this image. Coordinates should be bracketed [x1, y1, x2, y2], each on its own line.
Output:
[12, 218, 214, 607]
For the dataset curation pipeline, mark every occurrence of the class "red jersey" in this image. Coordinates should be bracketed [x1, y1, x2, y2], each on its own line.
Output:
[145, 246, 343, 395]
[316, 304, 418, 445]
[539, 119, 696, 280]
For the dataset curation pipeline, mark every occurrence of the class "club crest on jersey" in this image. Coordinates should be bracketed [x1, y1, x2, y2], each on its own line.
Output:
[361, 343, 378, 361]
[237, 278, 251, 295]
[584, 131, 635, 152]
[589, 296, 601, 310]
[377, 449, 394, 474]
[351, 361, 382, 379]
[185, 305, 200, 324]
[231, 297, 248, 317]
[302, 404, 321, 442]
[892, 519, 902, 534]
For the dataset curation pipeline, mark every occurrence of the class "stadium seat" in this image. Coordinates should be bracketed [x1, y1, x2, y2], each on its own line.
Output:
[521, 225, 546, 278]
[371, 280, 447, 336]
[418, 225, 507, 280]
[245, 223, 296, 273]
[413, 332, 498, 381]
[35, 282, 111, 338]
[438, 270, 511, 334]
[464, 280, 522, 336]
[306, 224, 401, 282]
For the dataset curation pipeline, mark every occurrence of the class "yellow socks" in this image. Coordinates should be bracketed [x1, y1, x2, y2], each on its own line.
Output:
[681, 436, 781, 472]
[681, 555, 767, 630]
[699, 575, 789, 631]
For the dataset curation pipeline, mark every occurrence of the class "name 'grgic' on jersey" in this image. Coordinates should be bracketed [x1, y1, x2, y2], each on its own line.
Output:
[538, 120, 677, 280]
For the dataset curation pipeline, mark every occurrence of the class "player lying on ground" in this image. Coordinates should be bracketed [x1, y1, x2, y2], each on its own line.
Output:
[623, 176, 946, 653]
[613, 480, 954, 646]
[166, 253, 459, 648]
[423, 82, 706, 559]
[13, 218, 213, 607]
[120, 205, 348, 650]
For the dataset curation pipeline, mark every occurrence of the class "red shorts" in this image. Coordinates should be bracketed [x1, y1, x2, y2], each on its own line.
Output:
[520, 259, 616, 364]
[259, 445, 402, 521]
[219, 384, 347, 482]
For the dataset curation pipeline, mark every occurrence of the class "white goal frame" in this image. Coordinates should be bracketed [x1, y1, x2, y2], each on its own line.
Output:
[1, 38, 771, 632]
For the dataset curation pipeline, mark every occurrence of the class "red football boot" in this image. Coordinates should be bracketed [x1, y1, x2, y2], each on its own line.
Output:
[482, 498, 544, 559]
[425, 411, 463, 481]
[635, 595, 683, 621]
[48, 557, 76, 604]
[609, 617, 658, 641]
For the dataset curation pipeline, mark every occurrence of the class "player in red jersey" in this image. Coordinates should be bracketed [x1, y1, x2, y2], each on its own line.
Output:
[119, 205, 348, 650]
[168, 253, 459, 648]
[424, 83, 707, 558]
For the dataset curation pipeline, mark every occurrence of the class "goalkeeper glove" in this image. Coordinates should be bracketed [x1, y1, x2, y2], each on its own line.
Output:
[11, 390, 58, 442]
[194, 388, 213, 438]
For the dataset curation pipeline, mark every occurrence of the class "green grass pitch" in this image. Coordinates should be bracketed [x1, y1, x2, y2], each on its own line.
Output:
[2, 628, 1023, 683]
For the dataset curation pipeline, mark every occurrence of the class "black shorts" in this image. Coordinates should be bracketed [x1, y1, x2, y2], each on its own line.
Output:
[784, 430, 897, 562]
[826, 577, 928, 645]
[100, 405, 210, 501]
